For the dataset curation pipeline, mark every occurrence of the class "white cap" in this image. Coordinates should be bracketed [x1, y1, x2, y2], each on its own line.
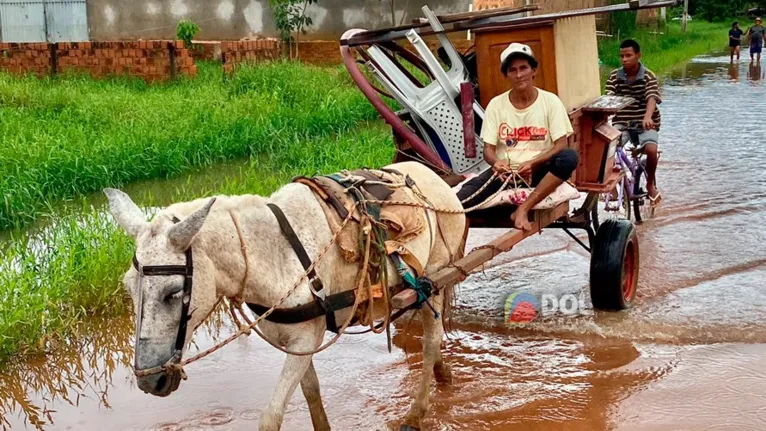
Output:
[500, 42, 535, 64]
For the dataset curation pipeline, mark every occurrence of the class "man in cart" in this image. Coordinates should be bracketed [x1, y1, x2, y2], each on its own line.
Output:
[457, 43, 578, 231]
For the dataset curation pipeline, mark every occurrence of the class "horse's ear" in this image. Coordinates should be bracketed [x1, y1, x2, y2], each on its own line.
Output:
[104, 188, 148, 240]
[168, 198, 217, 251]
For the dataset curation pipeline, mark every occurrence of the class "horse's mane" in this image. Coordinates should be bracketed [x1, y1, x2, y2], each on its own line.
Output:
[161, 193, 269, 219]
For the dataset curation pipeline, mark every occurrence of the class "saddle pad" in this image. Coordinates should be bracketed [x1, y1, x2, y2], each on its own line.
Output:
[295, 169, 427, 275]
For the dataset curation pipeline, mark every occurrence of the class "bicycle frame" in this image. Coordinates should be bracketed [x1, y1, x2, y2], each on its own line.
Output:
[604, 129, 648, 213]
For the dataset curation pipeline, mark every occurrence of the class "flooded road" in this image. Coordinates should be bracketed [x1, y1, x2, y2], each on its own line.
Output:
[2, 54, 766, 430]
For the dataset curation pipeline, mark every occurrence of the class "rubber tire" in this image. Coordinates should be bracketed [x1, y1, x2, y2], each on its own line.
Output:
[591, 206, 600, 232]
[590, 219, 639, 310]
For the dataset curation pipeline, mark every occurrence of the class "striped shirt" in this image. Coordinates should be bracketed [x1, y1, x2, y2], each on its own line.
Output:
[605, 64, 662, 130]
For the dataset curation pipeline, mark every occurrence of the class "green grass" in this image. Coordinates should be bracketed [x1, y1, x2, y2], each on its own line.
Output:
[599, 20, 734, 85]
[0, 120, 393, 364]
[0, 61, 380, 231]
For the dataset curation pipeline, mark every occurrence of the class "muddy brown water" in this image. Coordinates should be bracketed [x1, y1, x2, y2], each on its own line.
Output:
[2, 55, 766, 430]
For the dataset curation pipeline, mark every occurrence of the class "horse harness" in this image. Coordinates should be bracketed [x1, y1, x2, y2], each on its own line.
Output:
[247, 168, 408, 332]
[130, 168, 421, 371]
[131, 215, 193, 371]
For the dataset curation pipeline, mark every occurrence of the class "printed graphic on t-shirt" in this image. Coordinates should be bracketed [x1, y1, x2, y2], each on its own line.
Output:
[498, 123, 548, 147]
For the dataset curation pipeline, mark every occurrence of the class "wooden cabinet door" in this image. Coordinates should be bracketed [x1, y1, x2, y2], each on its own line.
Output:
[475, 25, 557, 107]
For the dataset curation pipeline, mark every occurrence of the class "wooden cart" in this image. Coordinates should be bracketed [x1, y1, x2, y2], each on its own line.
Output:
[340, 0, 677, 311]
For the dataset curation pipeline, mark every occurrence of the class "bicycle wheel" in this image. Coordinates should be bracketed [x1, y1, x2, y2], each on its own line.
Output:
[622, 179, 632, 221]
[632, 167, 652, 223]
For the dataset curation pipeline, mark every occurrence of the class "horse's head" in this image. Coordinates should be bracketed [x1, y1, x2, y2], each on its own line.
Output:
[104, 188, 219, 397]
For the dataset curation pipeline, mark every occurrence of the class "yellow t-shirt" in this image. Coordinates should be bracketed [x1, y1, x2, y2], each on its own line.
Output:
[480, 89, 573, 167]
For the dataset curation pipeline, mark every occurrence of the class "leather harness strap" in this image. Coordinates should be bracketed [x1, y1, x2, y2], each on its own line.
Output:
[247, 169, 416, 333]
[246, 290, 356, 327]
[251, 203, 340, 332]
[132, 215, 194, 359]
[266, 204, 326, 299]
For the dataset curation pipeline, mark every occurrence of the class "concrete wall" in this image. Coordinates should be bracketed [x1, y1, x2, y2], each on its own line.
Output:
[86, 0, 472, 41]
[86, 0, 600, 41]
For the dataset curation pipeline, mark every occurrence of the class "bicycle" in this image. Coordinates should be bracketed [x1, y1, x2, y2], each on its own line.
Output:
[602, 121, 658, 223]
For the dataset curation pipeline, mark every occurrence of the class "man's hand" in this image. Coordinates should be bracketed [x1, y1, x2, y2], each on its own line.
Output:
[517, 160, 535, 182]
[492, 160, 511, 175]
[643, 116, 656, 130]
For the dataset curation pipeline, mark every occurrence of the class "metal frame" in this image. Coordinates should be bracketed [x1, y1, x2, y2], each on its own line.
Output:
[341, 0, 681, 47]
[338, 2, 678, 287]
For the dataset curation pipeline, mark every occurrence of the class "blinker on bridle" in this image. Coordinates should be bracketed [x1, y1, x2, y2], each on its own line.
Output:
[131, 216, 194, 373]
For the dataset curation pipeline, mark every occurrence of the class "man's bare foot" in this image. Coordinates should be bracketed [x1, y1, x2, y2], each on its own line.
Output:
[647, 183, 662, 207]
[511, 209, 532, 230]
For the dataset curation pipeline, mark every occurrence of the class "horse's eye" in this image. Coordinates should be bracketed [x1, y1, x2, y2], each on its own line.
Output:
[164, 288, 183, 303]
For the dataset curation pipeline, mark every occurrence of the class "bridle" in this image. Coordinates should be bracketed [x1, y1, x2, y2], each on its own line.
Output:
[131, 216, 194, 376]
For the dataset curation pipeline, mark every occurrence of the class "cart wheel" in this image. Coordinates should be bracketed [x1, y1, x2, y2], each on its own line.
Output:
[590, 219, 639, 310]
[590, 206, 600, 232]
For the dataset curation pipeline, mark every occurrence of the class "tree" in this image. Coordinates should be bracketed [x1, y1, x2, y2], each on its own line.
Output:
[269, 0, 319, 59]
[685, 0, 749, 22]
[695, 0, 737, 22]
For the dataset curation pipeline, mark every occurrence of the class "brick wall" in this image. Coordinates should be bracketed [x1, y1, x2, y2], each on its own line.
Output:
[221, 39, 281, 73]
[295, 41, 342, 65]
[189, 41, 224, 61]
[0, 41, 196, 81]
[0, 43, 52, 76]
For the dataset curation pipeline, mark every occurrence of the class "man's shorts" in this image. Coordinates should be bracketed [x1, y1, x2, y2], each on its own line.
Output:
[614, 123, 659, 150]
[751, 42, 763, 54]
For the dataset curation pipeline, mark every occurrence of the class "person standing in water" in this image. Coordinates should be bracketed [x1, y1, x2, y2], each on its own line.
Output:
[745, 17, 765, 64]
[730, 21, 744, 62]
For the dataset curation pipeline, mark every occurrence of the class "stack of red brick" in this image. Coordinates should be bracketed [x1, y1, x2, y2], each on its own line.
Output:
[294, 41, 342, 65]
[57, 41, 196, 80]
[0, 43, 52, 76]
[221, 39, 281, 73]
[0, 41, 197, 81]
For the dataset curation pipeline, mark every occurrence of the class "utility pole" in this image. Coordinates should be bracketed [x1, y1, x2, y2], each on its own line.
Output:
[681, 0, 689, 33]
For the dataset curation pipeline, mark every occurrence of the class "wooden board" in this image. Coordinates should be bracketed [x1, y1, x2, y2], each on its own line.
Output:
[582, 95, 636, 114]
[575, 170, 624, 193]
[391, 202, 570, 309]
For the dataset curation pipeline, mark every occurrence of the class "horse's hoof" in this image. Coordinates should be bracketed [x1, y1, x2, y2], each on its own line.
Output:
[434, 362, 453, 385]
[400, 425, 420, 431]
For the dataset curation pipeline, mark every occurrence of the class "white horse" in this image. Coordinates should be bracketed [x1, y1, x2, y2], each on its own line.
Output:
[105, 161, 467, 431]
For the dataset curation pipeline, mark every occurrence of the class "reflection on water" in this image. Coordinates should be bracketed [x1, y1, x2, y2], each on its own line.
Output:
[2, 53, 766, 430]
[0, 315, 133, 431]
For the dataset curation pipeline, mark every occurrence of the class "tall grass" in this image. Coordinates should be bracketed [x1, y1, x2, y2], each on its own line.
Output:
[0, 120, 393, 364]
[599, 20, 732, 84]
[0, 61, 379, 230]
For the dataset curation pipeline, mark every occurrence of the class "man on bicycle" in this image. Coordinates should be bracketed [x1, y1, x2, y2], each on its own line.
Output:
[605, 39, 662, 207]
